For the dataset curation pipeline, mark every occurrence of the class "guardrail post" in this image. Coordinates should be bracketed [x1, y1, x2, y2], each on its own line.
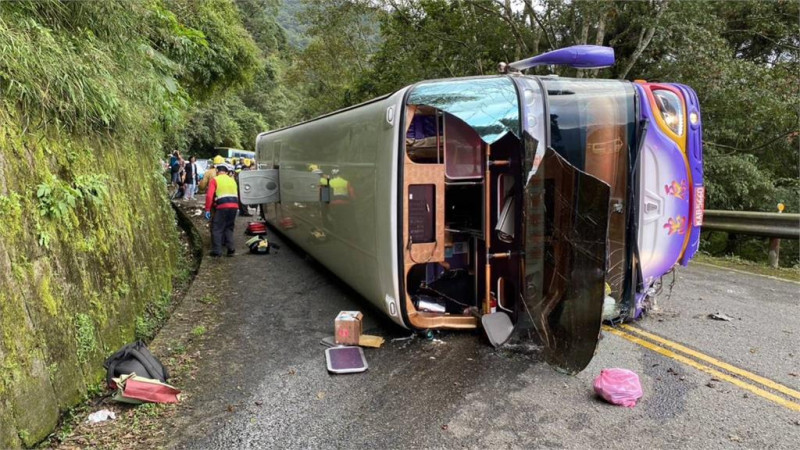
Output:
[768, 237, 780, 269]
[769, 203, 785, 269]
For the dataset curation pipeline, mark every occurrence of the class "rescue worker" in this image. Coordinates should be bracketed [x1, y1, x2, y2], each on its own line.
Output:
[320, 168, 355, 229]
[198, 162, 216, 193]
[204, 164, 239, 257]
[328, 169, 354, 205]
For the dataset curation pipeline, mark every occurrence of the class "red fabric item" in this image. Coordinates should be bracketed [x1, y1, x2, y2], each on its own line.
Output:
[122, 377, 181, 404]
[247, 222, 267, 234]
[593, 368, 643, 407]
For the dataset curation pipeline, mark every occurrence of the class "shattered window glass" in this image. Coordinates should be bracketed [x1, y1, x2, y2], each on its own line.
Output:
[407, 77, 520, 145]
[525, 149, 610, 374]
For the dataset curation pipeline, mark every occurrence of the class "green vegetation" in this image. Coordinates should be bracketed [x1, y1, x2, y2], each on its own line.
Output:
[694, 253, 800, 283]
[135, 292, 173, 342]
[0, 0, 288, 446]
[199, 294, 219, 305]
[191, 325, 207, 337]
[74, 314, 97, 365]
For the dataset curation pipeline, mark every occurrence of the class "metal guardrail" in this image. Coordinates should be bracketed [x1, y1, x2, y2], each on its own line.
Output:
[702, 210, 800, 240]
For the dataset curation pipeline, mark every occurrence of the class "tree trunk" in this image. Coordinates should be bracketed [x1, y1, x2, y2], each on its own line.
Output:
[618, 0, 669, 79]
[590, 13, 607, 78]
[576, 20, 590, 78]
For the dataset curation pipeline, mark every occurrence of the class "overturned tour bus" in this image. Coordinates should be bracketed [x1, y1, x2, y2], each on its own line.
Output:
[240, 46, 704, 373]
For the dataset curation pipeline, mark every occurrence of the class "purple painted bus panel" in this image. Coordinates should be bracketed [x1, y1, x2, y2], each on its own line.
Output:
[634, 84, 692, 316]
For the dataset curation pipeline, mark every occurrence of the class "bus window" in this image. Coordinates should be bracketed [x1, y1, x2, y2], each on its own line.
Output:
[405, 106, 443, 164]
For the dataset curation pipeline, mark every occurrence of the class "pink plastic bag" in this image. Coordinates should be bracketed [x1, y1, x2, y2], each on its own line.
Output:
[593, 368, 643, 407]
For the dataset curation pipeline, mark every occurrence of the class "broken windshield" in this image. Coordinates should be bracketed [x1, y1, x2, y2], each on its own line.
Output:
[406, 77, 520, 145]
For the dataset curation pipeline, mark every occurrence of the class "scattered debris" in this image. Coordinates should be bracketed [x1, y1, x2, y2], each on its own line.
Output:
[482, 311, 514, 347]
[789, 373, 798, 377]
[86, 409, 116, 424]
[245, 221, 268, 236]
[316, 391, 326, 400]
[728, 434, 742, 443]
[749, 348, 758, 354]
[707, 312, 734, 321]
[391, 335, 415, 342]
[334, 311, 363, 345]
[254, 401, 263, 407]
[325, 346, 368, 374]
[104, 341, 169, 389]
[358, 334, 385, 348]
[246, 235, 270, 254]
[593, 368, 643, 407]
[112, 374, 181, 404]
[441, 424, 448, 431]
[320, 336, 337, 348]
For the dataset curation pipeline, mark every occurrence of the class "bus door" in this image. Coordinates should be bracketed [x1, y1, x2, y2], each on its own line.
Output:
[516, 77, 609, 374]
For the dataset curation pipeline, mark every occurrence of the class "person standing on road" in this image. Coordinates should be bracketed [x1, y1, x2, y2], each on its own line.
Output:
[198, 162, 216, 193]
[169, 151, 182, 192]
[184, 155, 198, 201]
[174, 157, 186, 199]
[204, 164, 239, 257]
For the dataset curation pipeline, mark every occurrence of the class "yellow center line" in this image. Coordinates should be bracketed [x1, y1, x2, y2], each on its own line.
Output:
[619, 324, 800, 400]
[603, 326, 800, 412]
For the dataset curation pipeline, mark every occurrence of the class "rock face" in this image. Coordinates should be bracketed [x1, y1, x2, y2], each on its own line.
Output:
[0, 125, 179, 447]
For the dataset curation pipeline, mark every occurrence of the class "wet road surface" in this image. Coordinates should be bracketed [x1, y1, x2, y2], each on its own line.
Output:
[158, 209, 800, 449]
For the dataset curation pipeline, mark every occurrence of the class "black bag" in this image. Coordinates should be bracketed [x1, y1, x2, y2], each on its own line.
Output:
[104, 341, 169, 389]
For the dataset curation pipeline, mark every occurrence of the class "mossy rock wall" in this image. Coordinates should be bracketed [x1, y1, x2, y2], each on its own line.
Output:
[0, 116, 179, 447]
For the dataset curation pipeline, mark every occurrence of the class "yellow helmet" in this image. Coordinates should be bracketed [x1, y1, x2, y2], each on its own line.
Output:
[243, 158, 252, 167]
[212, 155, 225, 165]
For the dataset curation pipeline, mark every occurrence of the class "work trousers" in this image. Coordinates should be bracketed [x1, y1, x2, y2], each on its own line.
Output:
[211, 208, 237, 254]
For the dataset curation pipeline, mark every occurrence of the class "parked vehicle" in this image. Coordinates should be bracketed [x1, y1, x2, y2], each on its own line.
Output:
[240, 46, 704, 372]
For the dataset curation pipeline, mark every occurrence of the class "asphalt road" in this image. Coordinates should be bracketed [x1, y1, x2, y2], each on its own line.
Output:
[160, 207, 800, 449]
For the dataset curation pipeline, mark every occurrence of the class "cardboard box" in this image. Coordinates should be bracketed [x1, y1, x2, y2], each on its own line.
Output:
[335, 311, 363, 345]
